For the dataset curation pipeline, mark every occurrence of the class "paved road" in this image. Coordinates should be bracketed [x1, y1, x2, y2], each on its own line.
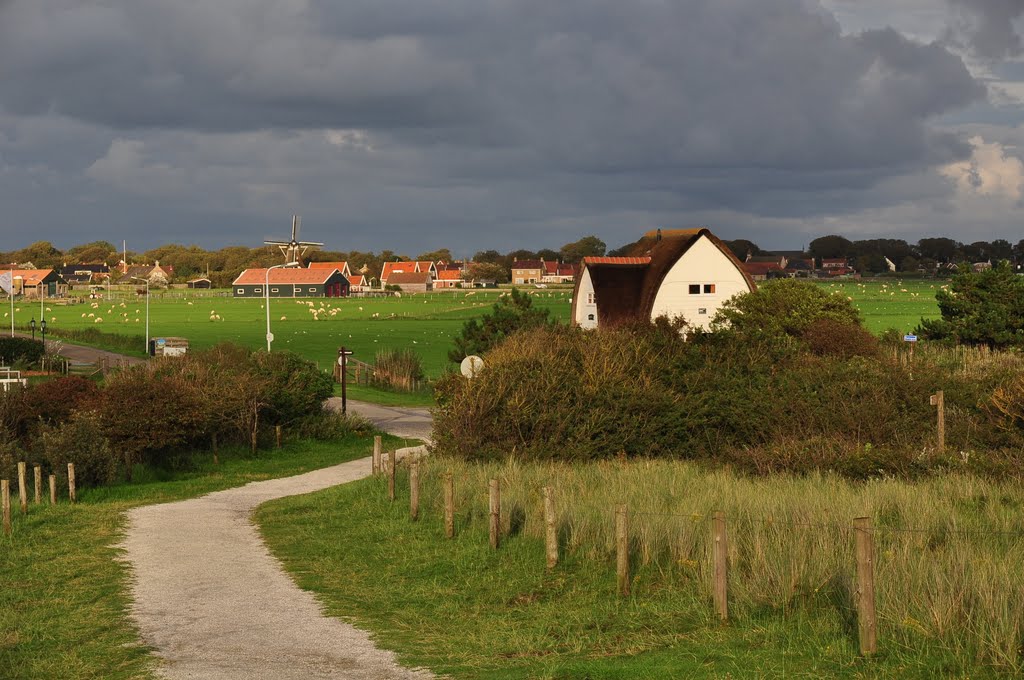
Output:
[329, 398, 433, 443]
[123, 446, 432, 679]
[13, 332, 146, 367]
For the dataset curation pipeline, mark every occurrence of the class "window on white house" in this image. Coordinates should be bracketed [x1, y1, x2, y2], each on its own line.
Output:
[588, 314, 595, 321]
[587, 292, 596, 304]
[704, 284, 715, 294]
[689, 284, 700, 294]
[698, 308, 707, 315]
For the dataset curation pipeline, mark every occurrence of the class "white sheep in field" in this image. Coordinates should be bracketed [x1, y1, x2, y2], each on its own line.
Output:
[280, 316, 287, 321]
[94, 317, 103, 323]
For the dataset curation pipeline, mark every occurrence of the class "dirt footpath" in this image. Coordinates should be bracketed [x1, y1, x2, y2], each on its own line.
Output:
[121, 447, 432, 679]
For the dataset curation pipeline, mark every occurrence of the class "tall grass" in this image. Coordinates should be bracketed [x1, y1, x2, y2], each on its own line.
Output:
[372, 348, 425, 391]
[417, 457, 1024, 672]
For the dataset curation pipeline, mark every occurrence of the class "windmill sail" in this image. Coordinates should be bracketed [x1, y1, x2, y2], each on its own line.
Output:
[264, 215, 324, 264]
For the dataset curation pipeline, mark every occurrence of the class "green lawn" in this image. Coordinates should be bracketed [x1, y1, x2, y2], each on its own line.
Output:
[19, 290, 572, 379]
[816, 278, 942, 335]
[256, 471, 985, 679]
[0, 432, 403, 679]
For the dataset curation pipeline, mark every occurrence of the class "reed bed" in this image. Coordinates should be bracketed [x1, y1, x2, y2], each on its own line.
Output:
[417, 457, 1024, 672]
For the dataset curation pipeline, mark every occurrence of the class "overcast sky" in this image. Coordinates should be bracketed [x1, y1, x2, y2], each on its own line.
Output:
[1, 0, 1022, 254]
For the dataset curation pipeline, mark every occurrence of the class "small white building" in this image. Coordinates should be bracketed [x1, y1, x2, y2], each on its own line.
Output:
[571, 228, 755, 331]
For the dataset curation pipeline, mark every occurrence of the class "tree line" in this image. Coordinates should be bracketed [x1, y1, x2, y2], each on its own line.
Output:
[3, 233, 1020, 286]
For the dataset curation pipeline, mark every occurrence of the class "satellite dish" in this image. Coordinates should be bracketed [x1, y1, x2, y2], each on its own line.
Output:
[460, 355, 485, 378]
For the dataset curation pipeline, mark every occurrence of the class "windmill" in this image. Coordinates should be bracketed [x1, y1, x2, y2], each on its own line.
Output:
[264, 215, 323, 265]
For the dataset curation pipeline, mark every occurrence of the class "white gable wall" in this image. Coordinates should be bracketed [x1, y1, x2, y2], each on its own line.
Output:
[575, 267, 599, 329]
[649, 235, 751, 330]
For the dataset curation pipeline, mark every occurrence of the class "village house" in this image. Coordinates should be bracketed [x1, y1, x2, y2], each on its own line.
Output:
[386, 271, 433, 293]
[741, 261, 785, 281]
[347, 274, 368, 292]
[186, 277, 212, 289]
[4, 269, 69, 299]
[572, 228, 755, 331]
[308, 261, 353, 277]
[120, 261, 173, 287]
[232, 268, 349, 298]
[434, 269, 462, 289]
[511, 259, 544, 285]
[380, 261, 418, 287]
[60, 263, 110, 286]
[541, 261, 577, 284]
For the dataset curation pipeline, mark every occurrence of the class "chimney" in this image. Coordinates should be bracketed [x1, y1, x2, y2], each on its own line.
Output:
[656, 228, 662, 242]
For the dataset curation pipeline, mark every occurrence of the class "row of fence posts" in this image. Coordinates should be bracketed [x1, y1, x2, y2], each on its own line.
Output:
[367, 438, 879, 657]
[2, 462, 77, 535]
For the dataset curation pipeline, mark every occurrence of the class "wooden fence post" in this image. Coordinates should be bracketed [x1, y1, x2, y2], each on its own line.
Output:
[409, 459, 420, 521]
[616, 504, 630, 596]
[68, 463, 76, 504]
[931, 390, 945, 452]
[373, 436, 382, 475]
[713, 511, 729, 622]
[275, 425, 282, 449]
[387, 451, 396, 502]
[2, 480, 10, 536]
[49, 475, 56, 505]
[544, 487, 558, 569]
[33, 466, 41, 505]
[854, 517, 878, 655]
[489, 479, 501, 550]
[17, 462, 27, 514]
[444, 473, 454, 538]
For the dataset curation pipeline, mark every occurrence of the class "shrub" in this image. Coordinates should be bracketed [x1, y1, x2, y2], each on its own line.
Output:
[23, 376, 100, 427]
[373, 348, 425, 391]
[800, 318, 878, 359]
[433, 318, 1024, 475]
[713, 278, 862, 340]
[254, 350, 334, 426]
[448, 288, 552, 363]
[0, 337, 44, 366]
[917, 261, 1024, 348]
[39, 411, 119, 488]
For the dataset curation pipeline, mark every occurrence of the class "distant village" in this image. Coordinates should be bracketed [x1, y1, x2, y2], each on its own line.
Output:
[0, 233, 1015, 300]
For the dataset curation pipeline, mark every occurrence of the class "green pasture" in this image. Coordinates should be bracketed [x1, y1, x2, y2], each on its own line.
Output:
[816, 278, 942, 334]
[5, 280, 941, 380]
[8, 290, 573, 377]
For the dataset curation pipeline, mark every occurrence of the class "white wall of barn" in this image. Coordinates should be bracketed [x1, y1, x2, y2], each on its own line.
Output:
[575, 268, 599, 329]
[649, 236, 751, 330]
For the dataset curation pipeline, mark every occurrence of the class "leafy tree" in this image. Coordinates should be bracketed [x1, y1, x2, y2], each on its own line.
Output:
[916, 261, 1024, 348]
[808, 235, 853, 260]
[463, 261, 509, 283]
[714, 278, 862, 340]
[724, 239, 762, 260]
[917, 237, 962, 263]
[449, 288, 552, 362]
[854, 253, 889, 274]
[417, 249, 453, 263]
[536, 248, 560, 261]
[559, 236, 606, 262]
[474, 249, 503, 264]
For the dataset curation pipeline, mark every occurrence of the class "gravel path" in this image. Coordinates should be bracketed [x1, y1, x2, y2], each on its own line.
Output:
[122, 446, 433, 679]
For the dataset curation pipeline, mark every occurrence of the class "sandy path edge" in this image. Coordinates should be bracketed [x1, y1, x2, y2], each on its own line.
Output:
[120, 445, 432, 679]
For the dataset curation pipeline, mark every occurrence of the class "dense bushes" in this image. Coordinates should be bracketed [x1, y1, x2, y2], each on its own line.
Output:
[0, 343, 343, 487]
[449, 288, 551, 362]
[373, 348, 424, 391]
[0, 337, 44, 367]
[917, 261, 1024, 348]
[433, 288, 1024, 478]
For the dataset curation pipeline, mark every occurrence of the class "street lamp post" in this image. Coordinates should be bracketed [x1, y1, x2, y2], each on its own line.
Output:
[29, 318, 35, 341]
[265, 262, 299, 352]
[130, 277, 150, 355]
[40, 319, 46, 350]
[8, 267, 13, 337]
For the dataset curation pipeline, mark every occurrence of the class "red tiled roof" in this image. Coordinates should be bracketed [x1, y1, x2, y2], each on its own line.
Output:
[414, 261, 436, 273]
[581, 256, 652, 266]
[381, 261, 416, 280]
[512, 260, 544, 270]
[741, 262, 784, 275]
[9, 269, 56, 286]
[348, 274, 365, 286]
[233, 268, 339, 285]
[388, 271, 432, 285]
[437, 269, 462, 281]
[309, 261, 348, 272]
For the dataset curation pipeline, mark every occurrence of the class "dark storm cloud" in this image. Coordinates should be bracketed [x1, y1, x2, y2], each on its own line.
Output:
[947, 0, 1024, 60]
[0, 0, 993, 249]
